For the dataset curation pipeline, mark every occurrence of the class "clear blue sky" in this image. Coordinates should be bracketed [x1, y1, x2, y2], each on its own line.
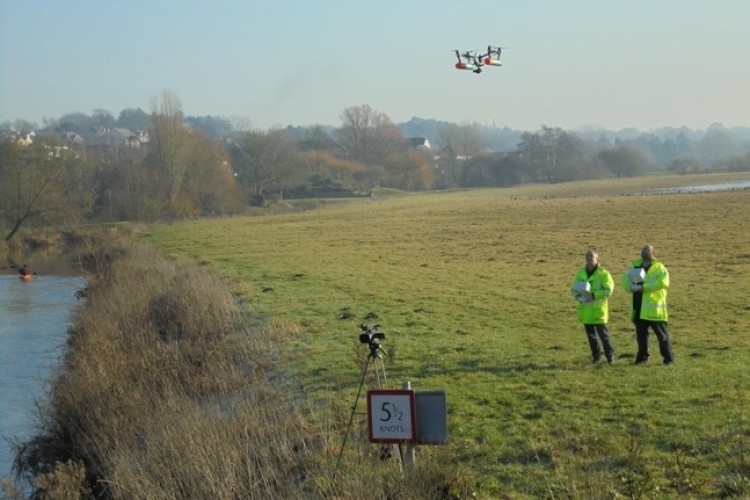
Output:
[2, 0, 748, 131]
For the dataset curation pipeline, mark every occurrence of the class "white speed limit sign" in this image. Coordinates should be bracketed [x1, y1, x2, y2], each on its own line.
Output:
[367, 390, 417, 444]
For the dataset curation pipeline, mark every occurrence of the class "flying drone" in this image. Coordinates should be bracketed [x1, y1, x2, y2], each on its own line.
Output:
[454, 45, 504, 74]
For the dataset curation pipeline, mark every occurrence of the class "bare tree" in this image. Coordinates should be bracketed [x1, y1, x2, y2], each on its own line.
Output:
[666, 157, 702, 174]
[517, 126, 585, 183]
[383, 151, 435, 191]
[230, 129, 300, 205]
[336, 105, 404, 165]
[180, 130, 243, 216]
[438, 123, 485, 160]
[369, 111, 406, 163]
[336, 106, 370, 163]
[148, 91, 188, 204]
[95, 156, 161, 222]
[92, 109, 116, 129]
[298, 125, 338, 152]
[598, 144, 646, 177]
[0, 138, 86, 242]
[304, 150, 363, 185]
[117, 108, 151, 131]
[436, 123, 485, 187]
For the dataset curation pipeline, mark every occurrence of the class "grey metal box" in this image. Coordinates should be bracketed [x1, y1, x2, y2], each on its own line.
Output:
[415, 391, 447, 445]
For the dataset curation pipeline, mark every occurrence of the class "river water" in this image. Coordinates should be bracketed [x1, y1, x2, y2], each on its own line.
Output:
[0, 273, 84, 484]
[647, 179, 750, 193]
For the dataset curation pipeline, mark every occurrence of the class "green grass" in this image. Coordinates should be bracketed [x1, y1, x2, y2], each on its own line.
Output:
[148, 172, 750, 498]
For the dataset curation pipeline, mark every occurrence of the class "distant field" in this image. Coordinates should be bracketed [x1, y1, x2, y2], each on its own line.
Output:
[148, 172, 750, 497]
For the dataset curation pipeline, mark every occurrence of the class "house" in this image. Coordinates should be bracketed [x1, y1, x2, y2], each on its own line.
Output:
[89, 127, 141, 148]
[108, 128, 141, 147]
[64, 131, 84, 145]
[12, 131, 36, 146]
[408, 137, 431, 151]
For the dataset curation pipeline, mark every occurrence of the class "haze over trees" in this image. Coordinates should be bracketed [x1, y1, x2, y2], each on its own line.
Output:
[2, 92, 750, 240]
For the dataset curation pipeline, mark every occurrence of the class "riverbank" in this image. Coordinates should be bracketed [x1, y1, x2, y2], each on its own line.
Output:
[1, 224, 132, 277]
[9, 239, 312, 498]
[7, 236, 461, 498]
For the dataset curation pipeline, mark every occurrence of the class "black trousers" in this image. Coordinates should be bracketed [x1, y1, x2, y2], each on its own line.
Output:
[583, 324, 615, 361]
[634, 320, 674, 363]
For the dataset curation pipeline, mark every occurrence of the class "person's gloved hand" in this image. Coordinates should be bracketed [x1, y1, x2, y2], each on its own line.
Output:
[630, 284, 643, 292]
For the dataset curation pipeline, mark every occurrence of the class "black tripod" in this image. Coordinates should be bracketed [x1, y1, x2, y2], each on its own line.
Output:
[334, 324, 399, 476]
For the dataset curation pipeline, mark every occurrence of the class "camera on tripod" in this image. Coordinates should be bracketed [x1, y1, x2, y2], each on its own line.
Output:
[359, 323, 385, 347]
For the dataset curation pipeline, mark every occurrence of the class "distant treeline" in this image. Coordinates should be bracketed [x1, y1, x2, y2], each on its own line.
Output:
[2, 93, 750, 240]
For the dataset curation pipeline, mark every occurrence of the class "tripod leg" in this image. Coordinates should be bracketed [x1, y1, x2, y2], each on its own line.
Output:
[334, 355, 372, 477]
[373, 355, 388, 389]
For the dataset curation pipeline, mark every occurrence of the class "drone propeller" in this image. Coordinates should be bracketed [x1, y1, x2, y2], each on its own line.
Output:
[453, 49, 480, 71]
[453, 45, 507, 72]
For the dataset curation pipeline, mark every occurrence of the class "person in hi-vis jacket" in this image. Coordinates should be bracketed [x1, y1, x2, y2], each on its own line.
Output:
[622, 244, 674, 365]
[571, 249, 615, 364]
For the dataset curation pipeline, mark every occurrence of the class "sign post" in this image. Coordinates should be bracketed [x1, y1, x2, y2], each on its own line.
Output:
[402, 381, 416, 469]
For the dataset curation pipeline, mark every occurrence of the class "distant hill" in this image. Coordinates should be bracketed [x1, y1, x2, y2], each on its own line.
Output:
[397, 117, 750, 154]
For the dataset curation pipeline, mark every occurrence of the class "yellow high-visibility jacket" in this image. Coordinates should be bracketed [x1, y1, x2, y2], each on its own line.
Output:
[621, 259, 669, 321]
[571, 266, 614, 324]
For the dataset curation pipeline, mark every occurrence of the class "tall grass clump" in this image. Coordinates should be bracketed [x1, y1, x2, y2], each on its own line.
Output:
[12, 241, 315, 498]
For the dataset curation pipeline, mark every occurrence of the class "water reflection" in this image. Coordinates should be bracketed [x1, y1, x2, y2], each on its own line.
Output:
[0, 274, 84, 484]
[647, 180, 750, 194]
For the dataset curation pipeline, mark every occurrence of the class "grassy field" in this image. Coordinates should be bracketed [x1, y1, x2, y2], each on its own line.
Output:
[148, 172, 750, 498]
